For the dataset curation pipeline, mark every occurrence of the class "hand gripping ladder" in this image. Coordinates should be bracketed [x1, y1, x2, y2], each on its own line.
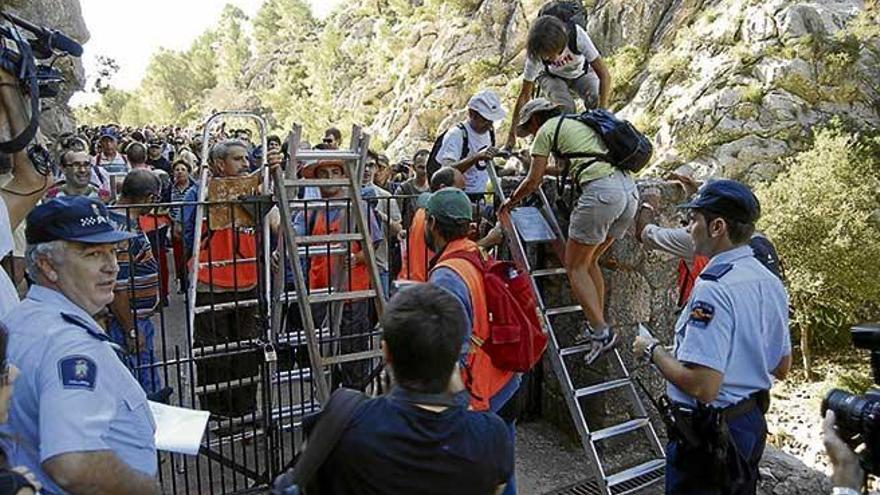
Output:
[487, 166, 665, 494]
[271, 124, 386, 404]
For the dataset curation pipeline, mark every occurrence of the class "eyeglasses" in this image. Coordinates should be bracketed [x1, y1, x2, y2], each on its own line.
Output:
[322, 138, 334, 144]
[64, 161, 91, 170]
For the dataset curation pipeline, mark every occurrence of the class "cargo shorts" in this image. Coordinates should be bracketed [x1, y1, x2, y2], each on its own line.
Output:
[568, 169, 638, 245]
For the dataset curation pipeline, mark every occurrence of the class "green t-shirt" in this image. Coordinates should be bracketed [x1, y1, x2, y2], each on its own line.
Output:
[530, 116, 617, 184]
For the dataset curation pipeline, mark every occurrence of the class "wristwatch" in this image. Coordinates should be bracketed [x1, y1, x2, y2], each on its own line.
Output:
[645, 341, 661, 363]
[832, 488, 860, 495]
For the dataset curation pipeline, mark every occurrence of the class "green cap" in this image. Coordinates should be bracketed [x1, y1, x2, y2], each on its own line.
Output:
[425, 187, 473, 221]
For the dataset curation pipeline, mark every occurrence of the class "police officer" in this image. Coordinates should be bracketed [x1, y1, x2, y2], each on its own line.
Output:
[633, 180, 791, 495]
[1, 196, 160, 495]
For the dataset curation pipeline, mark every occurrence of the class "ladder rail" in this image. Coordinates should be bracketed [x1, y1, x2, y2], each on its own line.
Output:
[487, 166, 665, 493]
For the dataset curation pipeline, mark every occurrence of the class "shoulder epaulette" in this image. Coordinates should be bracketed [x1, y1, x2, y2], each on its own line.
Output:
[61, 312, 109, 343]
[699, 263, 733, 281]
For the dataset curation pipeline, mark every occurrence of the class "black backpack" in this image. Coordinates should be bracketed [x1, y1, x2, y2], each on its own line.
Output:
[749, 234, 785, 280]
[538, 1, 588, 55]
[550, 109, 653, 214]
[425, 123, 495, 179]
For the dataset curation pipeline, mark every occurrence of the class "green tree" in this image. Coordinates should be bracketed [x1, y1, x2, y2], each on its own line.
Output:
[215, 4, 252, 91]
[757, 124, 880, 378]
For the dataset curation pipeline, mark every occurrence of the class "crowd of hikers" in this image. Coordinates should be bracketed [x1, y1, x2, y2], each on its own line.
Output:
[0, 2, 866, 495]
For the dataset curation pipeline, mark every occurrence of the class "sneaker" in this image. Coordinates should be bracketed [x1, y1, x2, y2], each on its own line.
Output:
[584, 327, 618, 365]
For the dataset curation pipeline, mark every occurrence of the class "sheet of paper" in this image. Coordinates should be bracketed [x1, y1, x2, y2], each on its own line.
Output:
[149, 401, 210, 456]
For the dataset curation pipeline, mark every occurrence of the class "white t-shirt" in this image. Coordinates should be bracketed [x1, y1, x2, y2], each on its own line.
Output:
[524, 25, 600, 85]
[0, 197, 20, 317]
[437, 122, 493, 194]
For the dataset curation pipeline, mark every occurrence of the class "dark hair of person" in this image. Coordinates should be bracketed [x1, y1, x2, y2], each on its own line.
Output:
[431, 216, 471, 241]
[126, 142, 147, 164]
[324, 127, 342, 141]
[527, 15, 568, 60]
[430, 167, 457, 192]
[121, 169, 160, 200]
[413, 149, 430, 162]
[267, 135, 282, 147]
[380, 284, 466, 394]
[700, 210, 756, 244]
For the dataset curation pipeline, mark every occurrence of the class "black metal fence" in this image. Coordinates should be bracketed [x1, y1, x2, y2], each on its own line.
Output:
[105, 190, 497, 494]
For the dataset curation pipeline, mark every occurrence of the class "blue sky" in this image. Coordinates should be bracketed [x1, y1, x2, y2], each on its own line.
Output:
[71, 0, 343, 105]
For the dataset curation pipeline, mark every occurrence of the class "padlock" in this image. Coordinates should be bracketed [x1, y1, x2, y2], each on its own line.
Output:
[263, 342, 278, 362]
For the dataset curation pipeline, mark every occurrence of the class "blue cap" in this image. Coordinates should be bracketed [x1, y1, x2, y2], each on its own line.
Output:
[99, 128, 118, 141]
[678, 179, 760, 224]
[26, 197, 137, 245]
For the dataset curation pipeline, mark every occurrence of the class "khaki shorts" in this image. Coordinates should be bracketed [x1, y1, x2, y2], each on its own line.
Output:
[568, 170, 638, 245]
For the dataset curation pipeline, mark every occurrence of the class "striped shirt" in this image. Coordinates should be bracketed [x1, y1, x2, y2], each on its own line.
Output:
[170, 179, 195, 223]
[109, 211, 160, 317]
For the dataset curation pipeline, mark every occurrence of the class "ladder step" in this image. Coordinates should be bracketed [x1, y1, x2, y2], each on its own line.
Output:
[590, 418, 650, 442]
[575, 378, 631, 398]
[308, 289, 376, 304]
[320, 348, 383, 366]
[286, 178, 351, 188]
[294, 151, 361, 161]
[198, 258, 257, 269]
[298, 233, 364, 245]
[545, 305, 582, 317]
[606, 459, 665, 489]
[288, 199, 352, 210]
[297, 245, 349, 257]
[531, 267, 567, 277]
[559, 343, 594, 357]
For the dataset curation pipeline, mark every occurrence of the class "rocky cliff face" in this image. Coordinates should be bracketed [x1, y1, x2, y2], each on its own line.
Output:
[315, 0, 879, 183]
[3, 0, 89, 138]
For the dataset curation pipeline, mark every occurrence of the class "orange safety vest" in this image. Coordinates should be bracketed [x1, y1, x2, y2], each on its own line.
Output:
[398, 208, 434, 283]
[309, 211, 370, 291]
[433, 238, 515, 411]
[195, 227, 258, 290]
[676, 255, 709, 307]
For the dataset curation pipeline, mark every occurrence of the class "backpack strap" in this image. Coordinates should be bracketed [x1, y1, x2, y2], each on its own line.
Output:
[456, 122, 469, 162]
[567, 20, 580, 54]
[275, 388, 369, 492]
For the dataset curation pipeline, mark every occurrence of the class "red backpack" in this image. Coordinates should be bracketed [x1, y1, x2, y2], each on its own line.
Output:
[443, 250, 547, 372]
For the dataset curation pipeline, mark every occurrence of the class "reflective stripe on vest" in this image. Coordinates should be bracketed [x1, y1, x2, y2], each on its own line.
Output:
[397, 208, 434, 283]
[308, 211, 370, 291]
[196, 227, 258, 289]
[434, 238, 514, 411]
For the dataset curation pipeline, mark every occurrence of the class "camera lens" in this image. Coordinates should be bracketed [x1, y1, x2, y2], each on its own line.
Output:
[823, 388, 880, 437]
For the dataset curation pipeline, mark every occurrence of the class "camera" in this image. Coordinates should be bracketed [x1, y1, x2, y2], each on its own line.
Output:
[822, 323, 880, 475]
[0, 12, 82, 158]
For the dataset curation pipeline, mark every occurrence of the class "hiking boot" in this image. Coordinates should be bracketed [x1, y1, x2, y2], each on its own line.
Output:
[584, 327, 618, 365]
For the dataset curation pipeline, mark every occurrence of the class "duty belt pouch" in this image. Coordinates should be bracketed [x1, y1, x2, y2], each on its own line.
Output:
[672, 404, 732, 491]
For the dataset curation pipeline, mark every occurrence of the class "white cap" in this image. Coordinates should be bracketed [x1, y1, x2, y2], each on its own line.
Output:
[467, 90, 507, 122]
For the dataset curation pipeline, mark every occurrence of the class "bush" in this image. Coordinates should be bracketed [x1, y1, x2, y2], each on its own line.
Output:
[756, 124, 880, 352]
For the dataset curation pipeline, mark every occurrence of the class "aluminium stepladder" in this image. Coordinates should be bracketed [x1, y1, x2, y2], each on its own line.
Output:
[488, 165, 665, 494]
[271, 123, 386, 405]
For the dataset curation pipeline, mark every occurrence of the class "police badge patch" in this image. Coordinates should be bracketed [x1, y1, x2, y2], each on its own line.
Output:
[58, 355, 97, 390]
[688, 301, 715, 328]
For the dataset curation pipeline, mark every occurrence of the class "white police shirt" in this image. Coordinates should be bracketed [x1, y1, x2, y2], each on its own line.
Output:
[1, 285, 157, 494]
[437, 121, 492, 194]
[668, 244, 791, 408]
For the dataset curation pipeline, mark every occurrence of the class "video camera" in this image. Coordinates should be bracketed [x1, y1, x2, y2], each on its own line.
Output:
[822, 323, 880, 475]
[0, 11, 82, 169]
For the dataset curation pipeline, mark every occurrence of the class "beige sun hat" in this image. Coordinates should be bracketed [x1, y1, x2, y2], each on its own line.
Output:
[515, 98, 562, 136]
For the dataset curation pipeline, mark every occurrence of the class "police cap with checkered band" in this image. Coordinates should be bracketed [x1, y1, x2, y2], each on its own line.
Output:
[26, 196, 137, 245]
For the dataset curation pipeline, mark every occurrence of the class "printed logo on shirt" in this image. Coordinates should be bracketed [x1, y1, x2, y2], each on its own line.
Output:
[58, 355, 97, 390]
[688, 300, 715, 328]
[550, 53, 574, 68]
